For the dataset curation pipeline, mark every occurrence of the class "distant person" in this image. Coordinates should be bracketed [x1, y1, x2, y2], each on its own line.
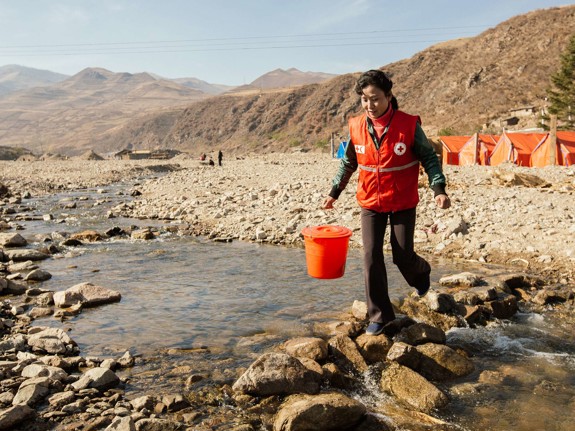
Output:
[208, 157, 215, 166]
[218, 150, 223, 167]
[322, 69, 451, 336]
[200, 153, 206, 161]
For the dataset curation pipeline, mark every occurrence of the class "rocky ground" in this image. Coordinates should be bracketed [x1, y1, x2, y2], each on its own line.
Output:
[1, 154, 574, 431]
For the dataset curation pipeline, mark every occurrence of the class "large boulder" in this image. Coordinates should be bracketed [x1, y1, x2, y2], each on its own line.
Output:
[355, 333, 393, 364]
[232, 353, 321, 396]
[71, 367, 120, 392]
[0, 233, 27, 247]
[3, 249, 50, 262]
[400, 297, 466, 332]
[380, 363, 449, 412]
[12, 377, 50, 406]
[327, 334, 368, 373]
[273, 393, 366, 431]
[53, 282, 121, 308]
[415, 343, 475, 381]
[27, 327, 78, 355]
[283, 337, 328, 361]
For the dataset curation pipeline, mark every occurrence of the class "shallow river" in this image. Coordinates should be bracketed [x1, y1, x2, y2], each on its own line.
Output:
[10, 182, 575, 431]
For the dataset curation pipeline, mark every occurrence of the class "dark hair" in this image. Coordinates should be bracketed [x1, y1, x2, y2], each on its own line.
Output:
[354, 69, 399, 110]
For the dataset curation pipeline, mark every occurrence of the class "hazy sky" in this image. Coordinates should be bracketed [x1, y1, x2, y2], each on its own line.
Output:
[0, 1, 570, 85]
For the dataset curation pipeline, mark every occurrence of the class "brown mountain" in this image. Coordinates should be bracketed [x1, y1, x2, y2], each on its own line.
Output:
[0, 67, 207, 155]
[0, 65, 69, 96]
[250, 68, 338, 89]
[97, 5, 575, 156]
[1, 5, 573, 157]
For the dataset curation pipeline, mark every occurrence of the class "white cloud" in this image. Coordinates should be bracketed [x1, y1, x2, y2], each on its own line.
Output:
[304, 0, 372, 32]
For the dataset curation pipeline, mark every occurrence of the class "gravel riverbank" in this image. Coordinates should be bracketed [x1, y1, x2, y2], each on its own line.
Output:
[1, 154, 574, 430]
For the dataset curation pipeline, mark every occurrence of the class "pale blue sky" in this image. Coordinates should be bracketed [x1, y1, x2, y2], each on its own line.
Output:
[0, 0, 570, 85]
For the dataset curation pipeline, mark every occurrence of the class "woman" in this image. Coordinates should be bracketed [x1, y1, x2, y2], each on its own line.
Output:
[322, 69, 450, 336]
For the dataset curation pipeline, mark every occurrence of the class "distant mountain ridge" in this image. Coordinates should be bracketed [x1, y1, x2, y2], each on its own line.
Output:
[250, 68, 338, 89]
[0, 5, 573, 156]
[0, 64, 68, 96]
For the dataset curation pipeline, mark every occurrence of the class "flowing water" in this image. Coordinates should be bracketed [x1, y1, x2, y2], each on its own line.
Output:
[9, 181, 575, 431]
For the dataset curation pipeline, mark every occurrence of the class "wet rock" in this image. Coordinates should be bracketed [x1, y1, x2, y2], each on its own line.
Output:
[400, 297, 466, 331]
[396, 322, 446, 346]
[53, 282, 121, 308]
[321, 363, 356, 389]
[355, 333, 393, 364]
[328, 334, 368, 374]
[3, 248, 50, 262]
[70, 230, 105, 242]
[386, 342, 421, 369]
[7, 260, 38, 273]
[484, 294, 519, 319]
[273, 392, 366, 431]
[0, 233, 27, 247]
[415, 343, 475, 381]
[439, 272, 482, 287]
[380, 362, 449, 412]
[232, 353, 321, 396]
[283, 337, 328, 361]
[131, 229, 154, 240]
[423, 291, 458, 313]
[116, 351, 136, 368]
[0, 404, 35, 429]
[71, 367, 120, 391]
[380, 315, 417, 337]
[161, 393, 189, 412]
[24, 269, 52, 282]
[60, 238, 84, 247]
[5, 279, 27, 295]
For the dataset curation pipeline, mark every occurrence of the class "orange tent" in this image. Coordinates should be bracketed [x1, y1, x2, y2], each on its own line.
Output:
[558, 131, 575, 166]
[488, 132, 544, 166]
[439, 136, 470, 165]
[458, 133, 499, 166]
[526, 131, 575, 167]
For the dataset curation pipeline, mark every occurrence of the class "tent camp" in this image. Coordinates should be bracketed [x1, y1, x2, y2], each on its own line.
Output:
[458, 133, 499, 166]
[439, 136, 470, 165]
[530, 131, 575, 167]
[488, 132, 544, 166]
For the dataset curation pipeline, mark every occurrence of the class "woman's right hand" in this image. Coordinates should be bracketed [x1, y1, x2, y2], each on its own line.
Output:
[322, 196, 336, 209]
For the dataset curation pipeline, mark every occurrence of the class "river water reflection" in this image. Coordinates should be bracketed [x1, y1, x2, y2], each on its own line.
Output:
[13, 184, 575, 431]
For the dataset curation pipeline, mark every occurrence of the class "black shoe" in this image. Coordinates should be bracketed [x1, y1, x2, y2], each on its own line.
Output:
[416, 284, 431, 297]
[365, 322, 385, 336]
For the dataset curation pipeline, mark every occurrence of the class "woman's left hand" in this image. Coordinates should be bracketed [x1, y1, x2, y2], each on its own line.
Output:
[435, 194, 451, 209]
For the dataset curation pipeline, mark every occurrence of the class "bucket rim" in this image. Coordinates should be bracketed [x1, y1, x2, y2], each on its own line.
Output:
[301, 225, 352, 239]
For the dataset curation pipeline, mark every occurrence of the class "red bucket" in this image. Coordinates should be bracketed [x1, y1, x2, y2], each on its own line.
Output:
[301, 225, 352, 279]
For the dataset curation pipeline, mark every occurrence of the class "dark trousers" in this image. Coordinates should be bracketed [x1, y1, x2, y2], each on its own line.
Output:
[361, 207, 431, 324]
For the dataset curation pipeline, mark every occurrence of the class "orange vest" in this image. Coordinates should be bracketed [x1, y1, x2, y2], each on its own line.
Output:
[349, 110, 420, 212]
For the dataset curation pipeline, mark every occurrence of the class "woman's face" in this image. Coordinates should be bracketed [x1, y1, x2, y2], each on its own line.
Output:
[360, 84, 391, 119]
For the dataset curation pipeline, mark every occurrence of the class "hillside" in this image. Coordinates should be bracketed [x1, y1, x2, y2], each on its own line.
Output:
[0, 5, 573, 157]
[0, 68, 207, 155]
[98, 5, 575, 155]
